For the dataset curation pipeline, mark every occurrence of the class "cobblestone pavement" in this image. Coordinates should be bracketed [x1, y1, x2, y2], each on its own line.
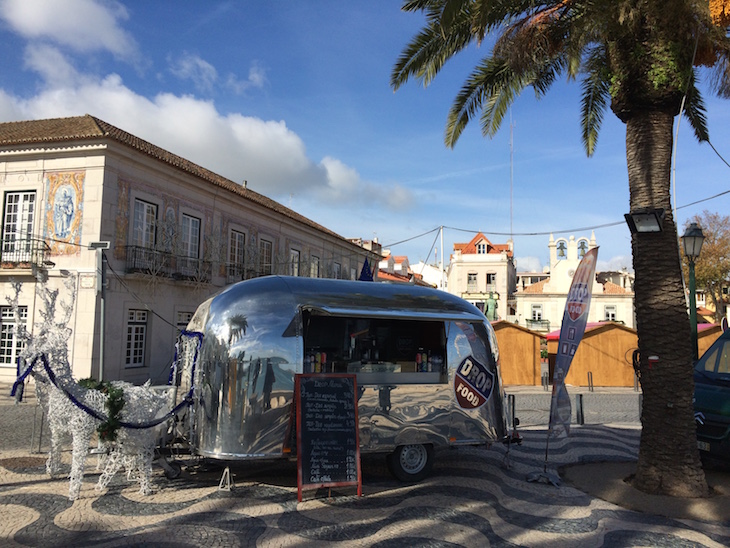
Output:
[1, 383, 729, 547]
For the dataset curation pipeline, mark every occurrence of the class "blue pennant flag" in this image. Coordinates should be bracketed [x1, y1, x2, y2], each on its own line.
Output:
[359, 258, 373, 281]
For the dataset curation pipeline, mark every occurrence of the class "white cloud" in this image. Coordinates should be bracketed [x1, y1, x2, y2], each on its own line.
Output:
[169, 53, 218, 94]
[0, 0, 137, 58]
[316, 157, 415, 209]
[515, 256, 544, 272]
[0, 56, 409, 210]
[0, 89, 22, 120]
[226, 62, 267, 94]
[597, 255, 633, 273]
[169, 53, 267, 96]
[23, 44, 81, 88]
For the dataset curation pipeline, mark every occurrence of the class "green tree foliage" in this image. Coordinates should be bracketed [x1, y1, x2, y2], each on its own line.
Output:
[392, 0, 730, 497]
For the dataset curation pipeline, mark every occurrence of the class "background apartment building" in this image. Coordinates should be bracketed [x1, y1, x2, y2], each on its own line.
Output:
[447, 232, 516, 319]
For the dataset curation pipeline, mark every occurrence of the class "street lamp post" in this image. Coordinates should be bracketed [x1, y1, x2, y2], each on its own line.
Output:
[89, 241, 110, 381]
[682, 223, 705, 362]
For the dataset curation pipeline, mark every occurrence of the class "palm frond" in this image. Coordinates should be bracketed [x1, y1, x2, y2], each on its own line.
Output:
[580, 45, 611, 156]
[707, 40, 730, 98]
[393, 0, 549, 90]
[445, 57, 532, 147]
[682, 70, 709, 142]
[391, 13, 477, 89]
[531, 55, 568, 97]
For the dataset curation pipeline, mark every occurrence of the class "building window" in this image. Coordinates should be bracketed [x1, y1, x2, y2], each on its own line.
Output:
[604, 305, 617, 322]
[477, 242, 486, 254]
[0, 306, 27, 367]
[467, 272, 478, 292]
[350, 267, 357, 280]
[178, 214, 201, 276]
[180, 214, 200, 258]
[310, 255, 320, 278]
[333, 262, 342, 279]
[125, 310, 148, 368]
[290, 249, 300, 276]
[531, 304, 543, 321]
[176, 311, 193, 331]
[486, 273, 496, 292]
[133, 199, 157, 248]
[2, 191, 36, 262]
[260, 239, 273, 275]
[228, 229, 246, 281]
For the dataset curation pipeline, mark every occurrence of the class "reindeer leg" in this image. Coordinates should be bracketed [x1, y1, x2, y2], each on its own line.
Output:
[46, 424, 64, 478]
[68, 426, 94, 501]
[138, 444, 156, 495]
[96, 446, 122, 492]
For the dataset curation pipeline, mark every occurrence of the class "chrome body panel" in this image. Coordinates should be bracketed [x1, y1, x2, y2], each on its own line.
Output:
[188, 276, 506, 460]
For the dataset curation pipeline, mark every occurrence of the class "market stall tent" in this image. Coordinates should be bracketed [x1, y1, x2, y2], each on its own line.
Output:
[492, 321, 545, 386]
[546, 322, 638, 388]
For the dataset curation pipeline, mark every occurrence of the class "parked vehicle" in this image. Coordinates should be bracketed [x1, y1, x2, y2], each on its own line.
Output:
[694, 328, 730, 461]
[184, 275, 508, 481]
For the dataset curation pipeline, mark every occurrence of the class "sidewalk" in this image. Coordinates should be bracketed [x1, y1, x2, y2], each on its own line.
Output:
[504, 383, 643, 428]
[2, 380, 730, 547]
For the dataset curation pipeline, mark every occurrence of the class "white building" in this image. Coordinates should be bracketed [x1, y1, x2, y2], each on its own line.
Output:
[411, 261, 447, 291]
[0, 115, 380, 384]
[446, 232, 516, 320]
[513, 233, 635, 332]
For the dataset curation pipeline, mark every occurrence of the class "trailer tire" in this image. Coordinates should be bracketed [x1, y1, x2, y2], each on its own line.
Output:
[387, 444, 434, 482]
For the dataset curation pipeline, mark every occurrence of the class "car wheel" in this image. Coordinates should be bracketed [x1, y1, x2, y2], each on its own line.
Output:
[387, 444, 434, 482]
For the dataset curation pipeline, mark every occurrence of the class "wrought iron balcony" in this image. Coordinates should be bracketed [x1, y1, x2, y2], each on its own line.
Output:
[225, 263, 261, 284]
[125, 246, 211, 282]
[526, 319, 551, 332]
[0, 237, 53, 271]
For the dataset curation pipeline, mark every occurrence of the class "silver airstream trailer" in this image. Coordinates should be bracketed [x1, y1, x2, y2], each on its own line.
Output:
[186, 276, 507, 481]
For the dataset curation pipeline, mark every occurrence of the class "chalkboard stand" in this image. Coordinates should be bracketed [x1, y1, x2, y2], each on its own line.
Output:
[295, 374, 362, 502]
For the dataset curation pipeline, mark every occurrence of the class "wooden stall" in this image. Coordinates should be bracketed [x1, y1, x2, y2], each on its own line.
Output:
[546, 322, 638, 387]
[492, 321, 545, 386]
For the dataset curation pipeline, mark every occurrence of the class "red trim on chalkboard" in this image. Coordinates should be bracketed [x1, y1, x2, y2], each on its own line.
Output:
[296, 373, 362, 502]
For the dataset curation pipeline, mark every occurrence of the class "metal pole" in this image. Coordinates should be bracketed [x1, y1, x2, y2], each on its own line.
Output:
[576, 394, 585, 425]
[688, 258, 699, 362]
[440, 226, 445, 290]
[98, 248, 105, 381]
[507, 394, 516, 428]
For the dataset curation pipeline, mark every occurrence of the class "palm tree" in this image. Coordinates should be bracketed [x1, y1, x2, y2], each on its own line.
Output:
[392, 0, 730, 497]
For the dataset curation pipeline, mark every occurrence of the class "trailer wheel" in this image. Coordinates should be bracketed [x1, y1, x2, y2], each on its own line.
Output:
[387, 444, 434, 482]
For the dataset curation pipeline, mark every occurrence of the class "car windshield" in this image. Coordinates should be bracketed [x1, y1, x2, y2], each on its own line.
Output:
[696, 335, 730, 376]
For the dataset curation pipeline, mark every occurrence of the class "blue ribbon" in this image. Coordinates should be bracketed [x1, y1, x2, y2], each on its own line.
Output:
[10, 329, 203, 431]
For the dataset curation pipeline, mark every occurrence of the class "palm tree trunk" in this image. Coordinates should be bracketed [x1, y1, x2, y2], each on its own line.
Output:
[627, 109, 709, 497]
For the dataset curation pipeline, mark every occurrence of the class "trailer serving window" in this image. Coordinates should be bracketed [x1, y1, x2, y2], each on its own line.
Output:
[302, 312, 447, 384]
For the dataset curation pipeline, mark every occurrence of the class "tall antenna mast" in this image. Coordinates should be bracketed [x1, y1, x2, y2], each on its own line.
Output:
[510, 112, 514, 240]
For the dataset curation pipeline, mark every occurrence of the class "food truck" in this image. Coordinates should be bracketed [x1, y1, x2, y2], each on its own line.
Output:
[186, 275, 507, 481]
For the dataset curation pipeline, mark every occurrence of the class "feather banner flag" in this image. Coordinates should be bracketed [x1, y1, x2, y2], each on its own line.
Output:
[548, 247, 599, 438]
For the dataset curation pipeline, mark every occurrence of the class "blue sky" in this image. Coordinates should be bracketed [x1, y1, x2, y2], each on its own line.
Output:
[1, 1, 729, 273]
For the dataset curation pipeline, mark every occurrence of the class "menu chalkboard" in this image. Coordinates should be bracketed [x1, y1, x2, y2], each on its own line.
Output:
[296, 374, 361, 501]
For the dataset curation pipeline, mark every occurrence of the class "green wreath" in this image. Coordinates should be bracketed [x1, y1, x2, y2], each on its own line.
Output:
[78, 378, 125, 442]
